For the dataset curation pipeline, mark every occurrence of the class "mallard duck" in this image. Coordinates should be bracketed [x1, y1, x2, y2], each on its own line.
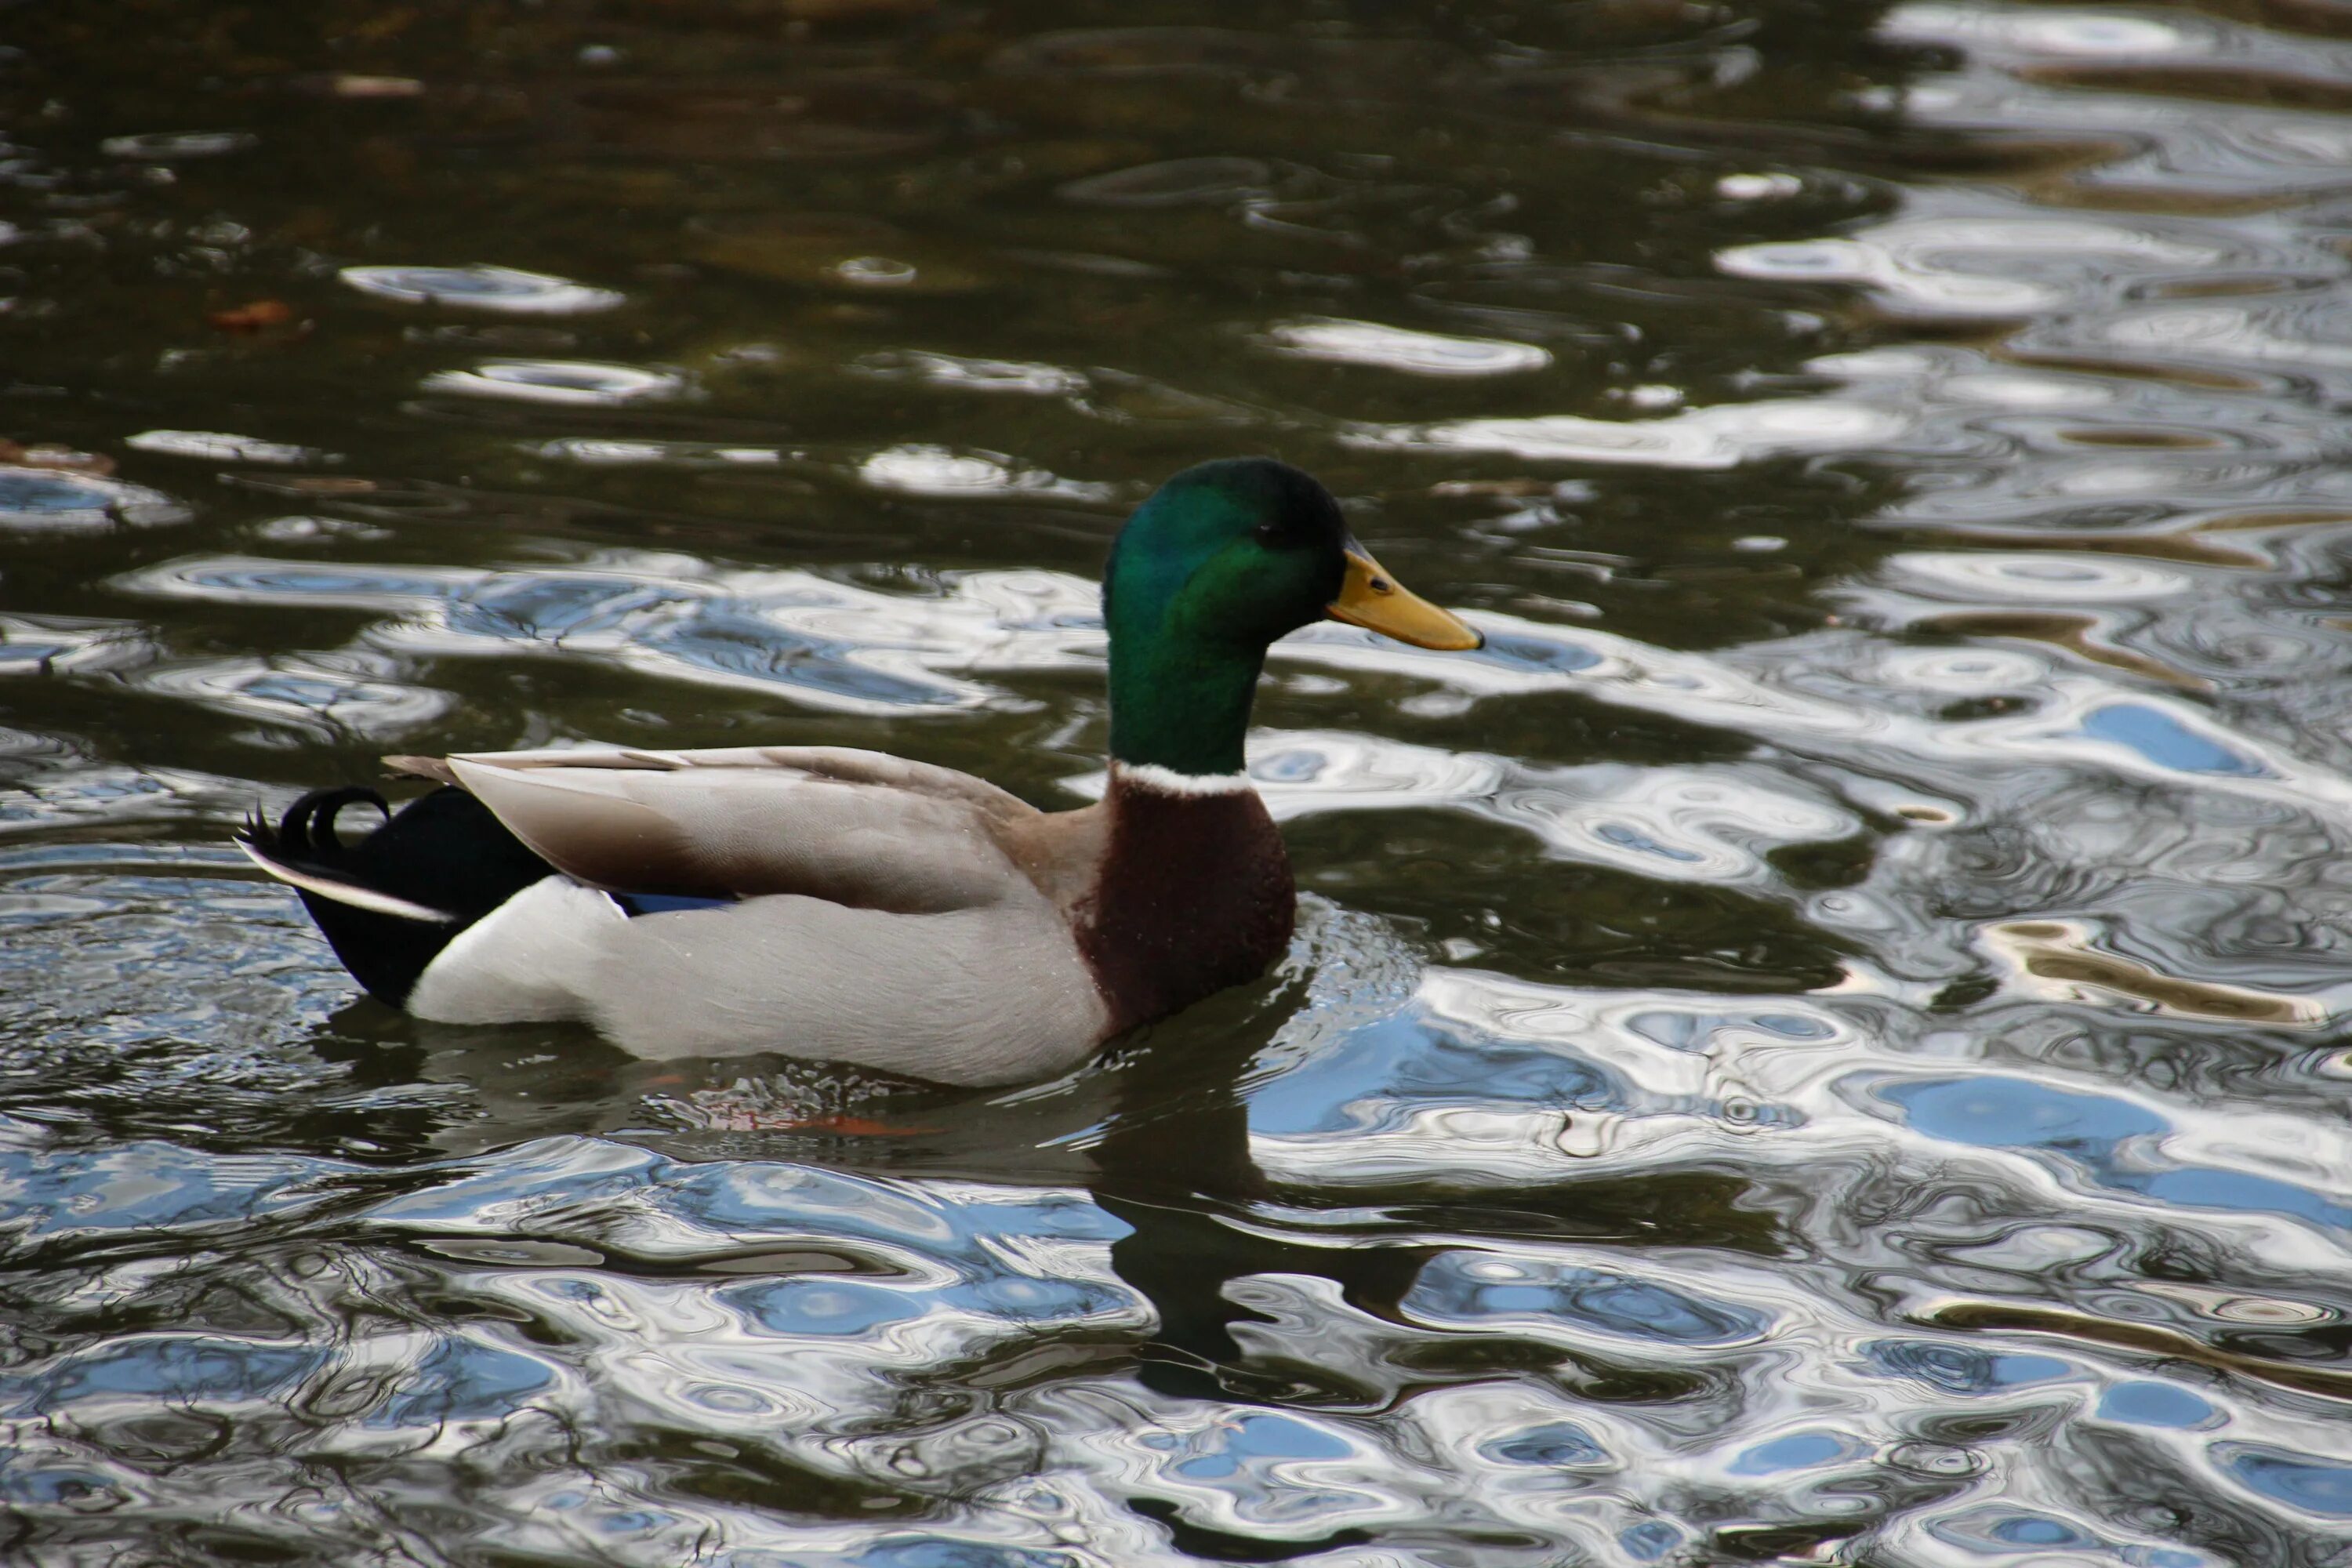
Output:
[239, 458, 1481, 1087]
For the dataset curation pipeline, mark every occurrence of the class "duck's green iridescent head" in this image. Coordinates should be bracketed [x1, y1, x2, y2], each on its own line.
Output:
[1102, 459, 1479, 777]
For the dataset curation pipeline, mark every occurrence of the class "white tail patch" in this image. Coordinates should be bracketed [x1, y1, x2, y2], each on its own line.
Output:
[239, 840, 459, 924]
[406, 875, 622, 1022]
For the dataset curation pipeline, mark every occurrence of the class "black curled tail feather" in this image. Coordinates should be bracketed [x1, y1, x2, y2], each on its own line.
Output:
[264, 786, 391, 859]
[242, 785, 557, 1009]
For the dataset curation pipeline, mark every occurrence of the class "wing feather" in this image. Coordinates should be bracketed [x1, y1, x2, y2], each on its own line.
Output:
[434, 747, 1038, 911]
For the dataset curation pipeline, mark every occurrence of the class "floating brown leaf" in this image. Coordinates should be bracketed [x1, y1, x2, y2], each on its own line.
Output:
[0, 439, 115, 475]
[209, 299, 296, 332]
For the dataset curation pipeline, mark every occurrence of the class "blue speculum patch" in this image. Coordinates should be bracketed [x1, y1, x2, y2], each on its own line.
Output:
[612, 892, 738, 917]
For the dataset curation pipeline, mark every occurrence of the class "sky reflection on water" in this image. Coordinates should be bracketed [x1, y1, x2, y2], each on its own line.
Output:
[7, 0, 2352, 1563]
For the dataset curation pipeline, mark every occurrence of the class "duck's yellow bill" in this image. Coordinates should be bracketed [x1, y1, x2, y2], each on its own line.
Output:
[1325, 546, 1483, 651]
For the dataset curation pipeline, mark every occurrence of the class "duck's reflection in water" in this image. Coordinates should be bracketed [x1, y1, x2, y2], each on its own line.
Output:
[1091, 1022, 1436, 1401]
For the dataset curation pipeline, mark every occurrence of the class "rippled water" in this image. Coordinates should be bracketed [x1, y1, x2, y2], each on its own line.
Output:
[7, 2, 2352, 1561]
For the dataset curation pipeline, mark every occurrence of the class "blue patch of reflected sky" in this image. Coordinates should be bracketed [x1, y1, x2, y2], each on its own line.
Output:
[1883, 1074, 2352, 1232]
[1475, 631, 1602, 675]
[3, 1337, 321, 1414]
[727, 1277, 927, 1339]
[1410, 1251, 1766, 1345]
[1480, 1421, 1609, 1468]
[2079, 704, 2264, 778]
[2219, 1445, 2352, 1519]
[1247, 1014, 1612, 1137]
[1864, 1339, 2074, 1396]
[377, 1338, 557, 1426]
[1730, 1429, 1856, 1475]
[2098, 1380, 2219, 1429]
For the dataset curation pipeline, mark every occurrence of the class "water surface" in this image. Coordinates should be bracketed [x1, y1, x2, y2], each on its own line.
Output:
[6, 2, 2352, 1563]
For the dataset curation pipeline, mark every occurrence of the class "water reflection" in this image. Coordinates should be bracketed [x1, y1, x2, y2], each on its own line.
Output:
[1258, 318, 1553, 377]
[9, 0, 2352, 1560]
[99, 129, 256, 159]
[420, 360, 693, 406]
[0, 469, 190, 532]
[341, 264, 626, 315]
[1355, 396, 1910, 470]
[125, 430, 327, 465]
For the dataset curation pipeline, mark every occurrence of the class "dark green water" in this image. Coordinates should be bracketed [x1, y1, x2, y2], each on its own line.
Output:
[8, 1, 2352, 1562]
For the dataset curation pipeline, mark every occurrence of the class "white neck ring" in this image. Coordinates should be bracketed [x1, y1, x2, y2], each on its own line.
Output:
[1112, 761, 1255, 797]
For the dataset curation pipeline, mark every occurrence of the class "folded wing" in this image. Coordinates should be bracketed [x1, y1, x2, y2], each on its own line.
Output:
[401, 746, 1040, 912]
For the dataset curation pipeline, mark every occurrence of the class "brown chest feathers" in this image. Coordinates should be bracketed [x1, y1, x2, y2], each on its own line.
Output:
[1073, 782, 1296, 1038]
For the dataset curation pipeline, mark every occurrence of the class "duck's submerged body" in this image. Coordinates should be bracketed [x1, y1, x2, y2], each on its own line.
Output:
[241, 458, 1478, 1086]
[245, 750, 1294, 1087]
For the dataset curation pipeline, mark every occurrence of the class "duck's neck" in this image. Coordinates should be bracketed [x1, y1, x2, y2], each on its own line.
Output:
[1105, 626, 1262, 781]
